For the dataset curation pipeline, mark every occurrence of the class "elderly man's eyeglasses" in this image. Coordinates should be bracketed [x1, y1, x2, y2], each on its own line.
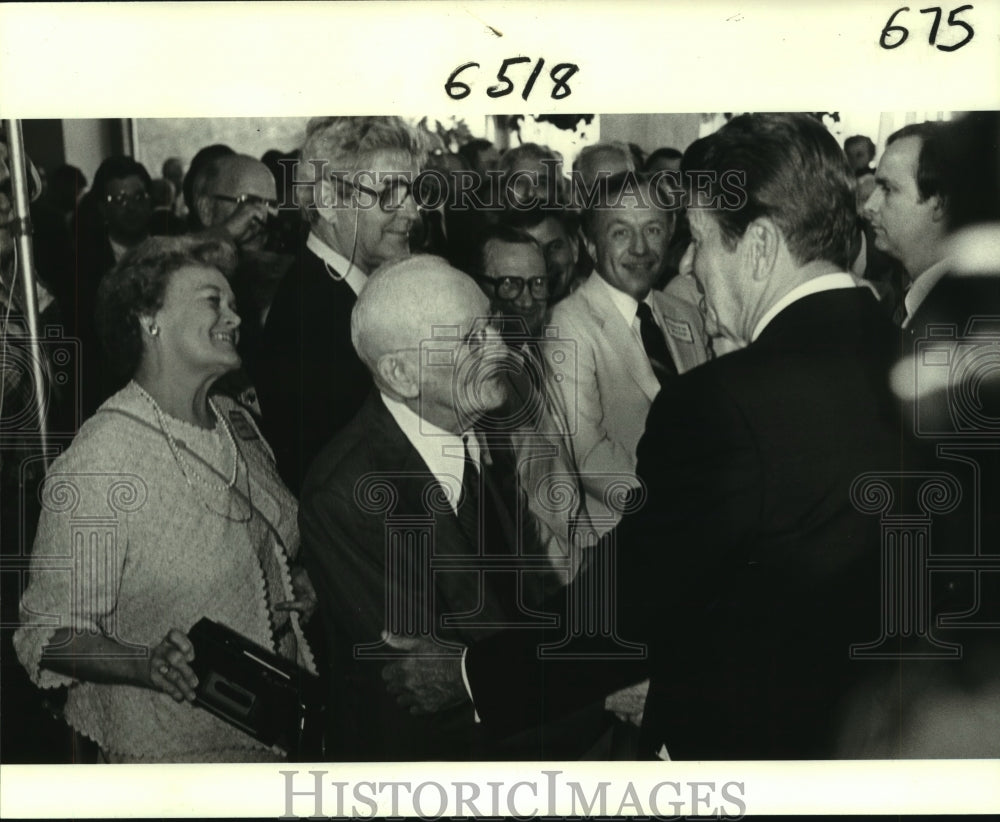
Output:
[474, 274, 549, 302]
[331, 175, 413, 212]
[211, 193, 279, 212]
[106, 191, 150, 206]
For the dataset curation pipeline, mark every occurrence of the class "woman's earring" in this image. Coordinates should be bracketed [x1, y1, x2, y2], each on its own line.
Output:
[149, 324, 159, 337]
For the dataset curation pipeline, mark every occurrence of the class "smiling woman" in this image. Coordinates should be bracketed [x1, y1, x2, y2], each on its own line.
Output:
[12, 235, 318, 763]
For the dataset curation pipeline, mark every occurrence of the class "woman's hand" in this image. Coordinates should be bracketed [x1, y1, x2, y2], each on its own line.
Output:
[147, 628, 199, 702]
[275, 564, 318, 624]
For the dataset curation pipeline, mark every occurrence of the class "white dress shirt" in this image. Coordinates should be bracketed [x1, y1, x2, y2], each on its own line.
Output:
[306, 231, 369, 297]
[751, 273, 860, 342]
[592, 272, 662, 342]
[380, 393, 480, 514]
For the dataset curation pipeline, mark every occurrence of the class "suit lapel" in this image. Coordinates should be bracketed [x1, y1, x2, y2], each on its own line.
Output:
[581, 275, 660, 402]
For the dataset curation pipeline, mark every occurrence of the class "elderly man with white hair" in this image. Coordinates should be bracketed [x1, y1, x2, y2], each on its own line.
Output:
[253, 116, 424, 491]
[298, 254, 581, 761]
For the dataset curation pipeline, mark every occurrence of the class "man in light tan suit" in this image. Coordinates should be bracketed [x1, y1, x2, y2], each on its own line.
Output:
[546, 171, 709, 532]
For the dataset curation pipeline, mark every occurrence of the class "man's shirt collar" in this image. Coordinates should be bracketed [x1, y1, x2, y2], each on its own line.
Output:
[307, 231, 368, 297]
[380, 392, 479, 513]
[752, 273, 859, 342]
[903, 257, 951, 327]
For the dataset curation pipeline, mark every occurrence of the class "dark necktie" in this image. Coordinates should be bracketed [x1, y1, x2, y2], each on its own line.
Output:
[456, 434, 481, 542]
[636, 301, 678, 384]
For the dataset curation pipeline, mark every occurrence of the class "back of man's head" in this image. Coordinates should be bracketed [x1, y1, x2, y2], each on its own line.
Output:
[687, 113, 856, 270]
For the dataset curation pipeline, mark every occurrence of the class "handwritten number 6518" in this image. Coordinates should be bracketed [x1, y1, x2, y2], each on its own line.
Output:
[445, 59, 579, 101]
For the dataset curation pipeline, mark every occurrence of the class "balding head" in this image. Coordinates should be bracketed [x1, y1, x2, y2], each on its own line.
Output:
[195, 154, 277, 250]
[352, 254, 506, 432]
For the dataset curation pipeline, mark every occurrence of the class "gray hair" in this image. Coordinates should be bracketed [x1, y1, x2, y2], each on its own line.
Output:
[295, 116, 427, 227]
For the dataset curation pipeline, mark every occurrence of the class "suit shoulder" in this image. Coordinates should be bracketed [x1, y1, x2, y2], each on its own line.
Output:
[549, 284, 602, 333]
[301, 416, 372, 496]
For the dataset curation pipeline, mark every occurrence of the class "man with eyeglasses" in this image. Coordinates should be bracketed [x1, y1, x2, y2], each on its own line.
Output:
[471, 225, 550, 338]
[254, 116, 424, 492]
[299, 254, 575, 761]
[194, 154, 278, 252]
[501, 205, 585, 304]
[185, 153, 288, 414]
[468, 224, 588, 580]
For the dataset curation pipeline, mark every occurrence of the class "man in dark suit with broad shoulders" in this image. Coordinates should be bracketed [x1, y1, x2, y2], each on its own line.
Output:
[383, 113, 909, 760]
[253, 116, 424, 492]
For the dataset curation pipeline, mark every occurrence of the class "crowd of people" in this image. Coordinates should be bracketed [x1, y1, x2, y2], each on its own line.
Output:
[2, 111, 998, 763]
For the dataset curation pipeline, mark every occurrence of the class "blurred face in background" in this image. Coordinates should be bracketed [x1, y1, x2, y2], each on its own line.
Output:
[103, 175, 152, 244]
[845, 140, 875, 174]
[521, 214, 579, 301]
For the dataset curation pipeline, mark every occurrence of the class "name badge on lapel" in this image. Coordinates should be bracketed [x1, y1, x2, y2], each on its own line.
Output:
[228, 409, 260, 441]
[663, 316, 695, 344]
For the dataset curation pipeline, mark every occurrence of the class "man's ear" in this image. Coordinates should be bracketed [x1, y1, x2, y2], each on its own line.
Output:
[376, 351, 419, 399]
[930, 194, 949, 224]
[745, 217, 780, 282]
[194, 194, 214, 229]
[583, 233, 597, 266]
[138, 313, 159, 338]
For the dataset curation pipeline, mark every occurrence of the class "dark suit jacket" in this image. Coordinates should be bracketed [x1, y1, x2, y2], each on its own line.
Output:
[897, 270, 1000, 617]
[466, 287, 907, 759]
[252, 243, 372, 492]
[299, 392, 564, 761]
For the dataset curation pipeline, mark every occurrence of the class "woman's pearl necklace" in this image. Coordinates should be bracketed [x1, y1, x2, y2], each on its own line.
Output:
[132, 381, 242, 493]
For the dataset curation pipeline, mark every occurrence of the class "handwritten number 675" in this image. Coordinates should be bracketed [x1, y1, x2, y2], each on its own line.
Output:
[880, 5, 975, 51]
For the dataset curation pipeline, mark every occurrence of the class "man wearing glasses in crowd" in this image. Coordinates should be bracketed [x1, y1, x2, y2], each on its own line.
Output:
[253, 116, 424, 492]
[471, 224, 550, 339]
[194, 154, 278, 252]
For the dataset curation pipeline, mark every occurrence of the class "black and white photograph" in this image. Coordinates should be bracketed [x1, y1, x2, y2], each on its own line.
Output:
[1, 1, 999, 817]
